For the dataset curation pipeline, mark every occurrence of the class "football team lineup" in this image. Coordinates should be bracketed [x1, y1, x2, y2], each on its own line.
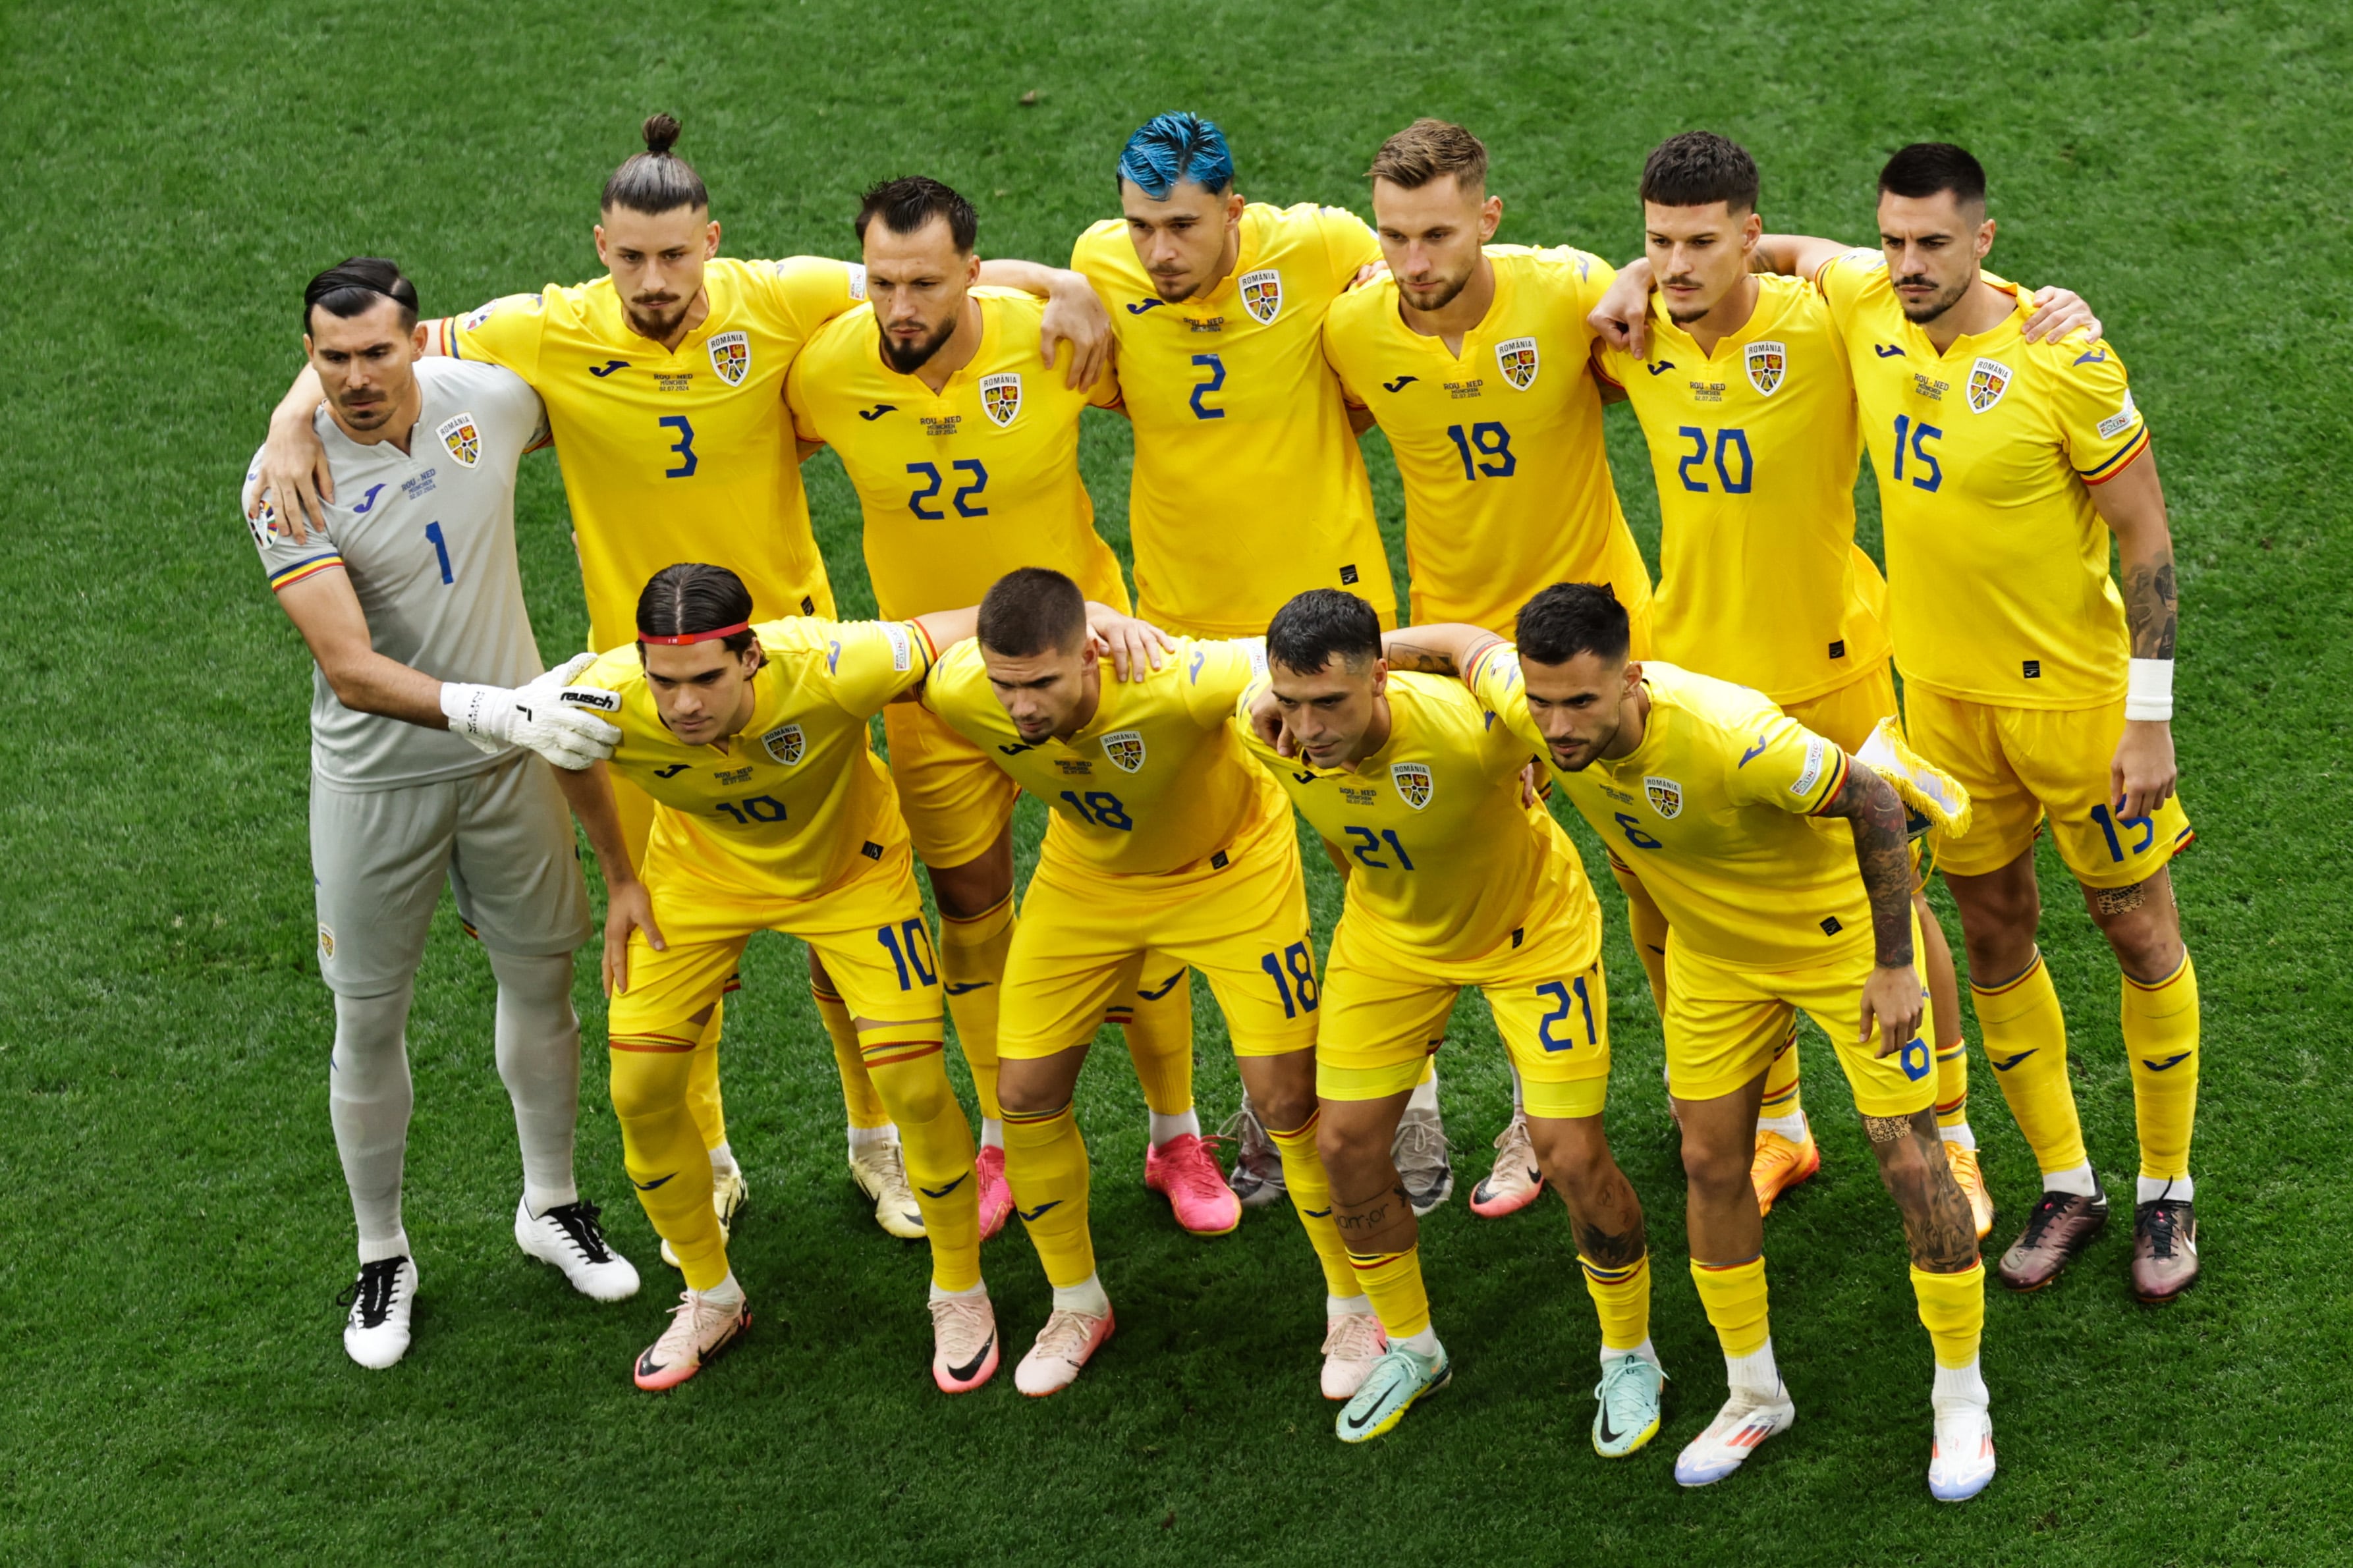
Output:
[241, 107, 2198, 1503]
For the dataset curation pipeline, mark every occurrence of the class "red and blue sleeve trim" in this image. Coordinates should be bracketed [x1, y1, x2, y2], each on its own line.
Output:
[268, 553, 345, 591]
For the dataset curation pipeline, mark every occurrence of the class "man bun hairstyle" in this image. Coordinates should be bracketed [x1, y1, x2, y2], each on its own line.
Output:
[636, 562, 757, 655]
[602, 112, 711, 216]
[1267, 589, 1383, 676]
[1117, 112, 1234, 198]
[1516, 582, 1630, 666]
[1368, 118, 1489, 193]
[304, 257, 418, 335]
[1640, 130, 1761, 215]
[855, 175, 980, 254]
[978, 568, 1088, 659]
[1879, 142, 1987, 209]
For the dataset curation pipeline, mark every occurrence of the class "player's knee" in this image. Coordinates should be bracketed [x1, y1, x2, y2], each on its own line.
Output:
[1254, 1084, 1319, 1137]
[1529, 1121, 1611, 1197]
[1316, 1110, 1391, 1178]
[1679, 1134, 1751, 1201]
[607, 1055, 685, 1122]
[874, 1058, 953, 1125]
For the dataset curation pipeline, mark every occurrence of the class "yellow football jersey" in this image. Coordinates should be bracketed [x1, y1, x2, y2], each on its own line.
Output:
[571, 616, 933, 899]
[920, 636, 1290, 875]
[1072, 202, 1393, 635]
[1470, 651, 1867, 969]
[1595, 274, 1892, 703]
[786, 288, 1129, 620]
[1815, 254, 2151, 708]
[1238, 670, 1597, 961]
[1324, 245, 1653, 635]
[447, 257, 866, 647]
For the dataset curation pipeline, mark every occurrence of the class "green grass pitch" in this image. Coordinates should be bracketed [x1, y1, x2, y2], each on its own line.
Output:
[5, 1, 2348, 1561]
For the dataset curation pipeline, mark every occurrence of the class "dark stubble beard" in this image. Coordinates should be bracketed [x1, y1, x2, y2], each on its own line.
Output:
[881, 316, 957, 375]
[1896, 273, 1970, 325]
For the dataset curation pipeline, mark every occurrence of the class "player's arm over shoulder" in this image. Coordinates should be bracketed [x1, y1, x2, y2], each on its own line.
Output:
[791, 615, 933, 718]
[739, 256, 869, 335]
[444, 288, 555, 375]
[1178, 637, 1269, 726]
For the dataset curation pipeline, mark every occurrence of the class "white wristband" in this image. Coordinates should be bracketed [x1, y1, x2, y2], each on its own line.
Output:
[2124, 658, 2174, 722]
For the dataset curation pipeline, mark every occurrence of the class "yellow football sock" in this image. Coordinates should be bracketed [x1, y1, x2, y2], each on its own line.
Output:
[1970, 952, 2088, 1176]
[1759, 1021, 1804, 1125]
[1348, 1244, 1431, 1339]
[1910, 1262, 1985, 1369]
[611, 1028, 727, 1291]
[1110, 959, 1194, 1118]
[1934, 1039, 1970, 1131]
[2122, 952, 2200, 1181]
[684, 996, 729, 1154]
[861, 1019, 981, 1293]
[937, 895, 1014, 1122]
[1265, 1109, 1354, 1297]
[1580, 1253, 1652, 1353]
[1000, 1100, 1093, 1287]
[1690, 1256, 1771, 1359]
[1610, 861, 1669, 1015]
[813, 980, 892, 1130]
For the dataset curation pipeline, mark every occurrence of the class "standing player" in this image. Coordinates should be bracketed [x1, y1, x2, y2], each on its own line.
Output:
[786, 177, 1221, 1241]
[1074, 111, 1453, 1212]
[1391, 586, 1995, 1502]
[918, 570, 1358, 1397]
[1238, 591, 1665, 1453]
[1321, 118, 1652, 1220]
[1758, 144, 2200, 1301]
[248, 259, 640, 1368]
[250, 115, 1112, 1245]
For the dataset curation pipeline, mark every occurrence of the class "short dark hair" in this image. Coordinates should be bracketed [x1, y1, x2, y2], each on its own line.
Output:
[854, 176, 979, 254]
[636, 562, 756, 656]
[602, 113, 709, 216]
[1267, 589, 1383, 676]
[1368, 119, 1489, 192]
[1879, 142, 1986, 208]
[304, 257, 418, 335]
[1516, 583, 1629, 666]
[1640, 131, 1760, 214]
[1118, 111, 1234, 198]
[978, 568, 1087, 659]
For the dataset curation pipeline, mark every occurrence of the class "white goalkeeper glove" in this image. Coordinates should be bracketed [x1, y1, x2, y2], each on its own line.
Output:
[439, 652, 620, 770]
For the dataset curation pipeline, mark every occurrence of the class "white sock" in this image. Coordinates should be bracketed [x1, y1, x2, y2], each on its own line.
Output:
[1148, 1108, 1200, 1147]
[357, 1230, 411, 1266]
[707, 1140, 736, 1175]
[1052, 1273, 1111, 1317]
[1756, 1110, 1808, 1143]
[929, 1278, 989, 1303]
[2042, 1162, 2098, 1197]
[700, 1270, 744, 1306]
[2138, 1173, 2194, 1203]
[980, 1117, 1005, 1150]
[1399, 1326, 1442, 1357]
[1725, 1339, 1782, 1400]
[847, 1123, 898, 1153]
[1601, 1336, 1660, 1370]
[1407, 1066, 1440, 1115]
[1327, 1293, 1373, 1318]
[1942, 1122, 1978, 1152]
[1932, 1355, 1990, 1415]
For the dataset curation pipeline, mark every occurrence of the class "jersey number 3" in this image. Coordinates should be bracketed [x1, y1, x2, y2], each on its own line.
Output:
[659, 416, 698, 479]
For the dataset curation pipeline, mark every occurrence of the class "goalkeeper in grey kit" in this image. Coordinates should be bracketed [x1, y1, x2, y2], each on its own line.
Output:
[244, 257, 639, 1368]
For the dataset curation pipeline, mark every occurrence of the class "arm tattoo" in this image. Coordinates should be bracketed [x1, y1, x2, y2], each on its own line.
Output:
[1381, 639, 1459, 675]
[2123, 553, 2178, 661]
[1820, 763, 1915, 969]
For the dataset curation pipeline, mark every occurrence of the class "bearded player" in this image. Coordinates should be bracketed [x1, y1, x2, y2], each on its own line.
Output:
[786, 176, 1222, 1243]
[250, 115, 1112, 1246]
[1756, 144, 2200, 1302]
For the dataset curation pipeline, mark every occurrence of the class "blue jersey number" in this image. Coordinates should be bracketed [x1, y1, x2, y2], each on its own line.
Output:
[1444, 421, 1516, 480]
[1058, 790, 1133, 830]
[1260, 940, 1320, 1019]
[877, 919, 939, 990]
[1343, 826, 1416, 870]
[712, 795, 787, 825]
[1675, 426, 1754, 493]
[659, 415, 698, 478]
[1891, 415, 1942, 492]
[907, 459, 991, 520]
[1536, 975, 1599, 1052]
[424, 521, 453, 584]
[1190, 353, 1226, 419]
[2089, 802, 2156, 862]
[1613, 811, 1663, 851]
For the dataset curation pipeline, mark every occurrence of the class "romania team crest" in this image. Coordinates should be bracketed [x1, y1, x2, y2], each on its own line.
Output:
[1968, 356, 2012, 413]
[1746, 340, 1788, 396]
[435, 412, 480, 468]
[1238, 269, 1283, 325]
[1644, 776, 1684, 819]
[1391, 761, 1433, 810]
[707, 331, 751, 387]
[760, 723, 805, 766]
[317, 923, 336, 961]
[981, 371, 1023, 428]
[1495, 337, 1539, 391]
[1101, 730, 1146, 773]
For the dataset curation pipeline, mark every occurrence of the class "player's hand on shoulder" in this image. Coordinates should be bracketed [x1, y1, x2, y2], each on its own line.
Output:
[251, 407, 334, 543]
[1245, 687, 1291, 753]
[2111, 720, 2177, 821]
[1084, 603, 1173, 682]
[2022, 286, 2102, 347]
[441, 654, 621, 770]
[1040, 273, 1112, 391]
[1588, 257, 1655, 358]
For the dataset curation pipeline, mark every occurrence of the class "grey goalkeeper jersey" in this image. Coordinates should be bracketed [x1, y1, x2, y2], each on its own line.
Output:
[245, 358, 552, 790]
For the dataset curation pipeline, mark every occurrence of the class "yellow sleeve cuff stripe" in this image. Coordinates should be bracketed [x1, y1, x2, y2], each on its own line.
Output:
[268, 553, 345, 591]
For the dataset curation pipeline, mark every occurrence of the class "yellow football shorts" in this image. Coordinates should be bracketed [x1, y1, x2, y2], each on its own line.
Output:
[1904, 686, 2193, 888]
[998, 819, 1316, 1060]
[1781, 659, 1899, 754]
[1662, 913, 1937, 1118]
[607, 844, 942, 1035]
[881, 701, 1024, 871]
[1317, 886, 1611, 1119]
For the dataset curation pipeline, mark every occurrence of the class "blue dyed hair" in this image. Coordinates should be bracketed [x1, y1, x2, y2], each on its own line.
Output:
[1117, 112, 1234, 198]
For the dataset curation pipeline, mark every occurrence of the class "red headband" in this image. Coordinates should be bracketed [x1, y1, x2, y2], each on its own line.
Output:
[638, 620, 750, 646]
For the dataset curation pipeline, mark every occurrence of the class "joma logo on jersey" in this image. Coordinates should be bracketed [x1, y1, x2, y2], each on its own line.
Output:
[980, 372, 1022, 428]
[1495, 337, 1539, 391]
[707, 331, 751, 387]
[1101, 730, 1146, 773]
[760, 724, 805, 765]
[1391, 762, 1433, 810]
[1644, 776, 1683, 819]
[1746, 341, 1787, 396]
[1238, 269, 1283, 324]
[435, 413, 480, 468]
[1968, 357, 2012, 413]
